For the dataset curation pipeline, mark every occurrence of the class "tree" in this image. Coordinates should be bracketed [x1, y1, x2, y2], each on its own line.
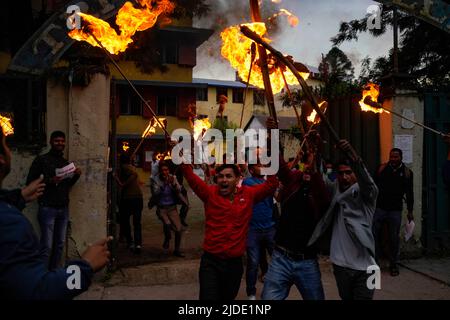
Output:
[332, 4, 450, 88]
[319, 47, 355, 83]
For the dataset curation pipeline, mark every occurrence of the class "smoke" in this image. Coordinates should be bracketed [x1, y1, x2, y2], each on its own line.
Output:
[193, 0, 294, 80]
[193, 0, 393, 80]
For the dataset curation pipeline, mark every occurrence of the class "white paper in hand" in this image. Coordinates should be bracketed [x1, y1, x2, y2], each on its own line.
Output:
[404, 220, 415, 242]
[55, 162, 76, 180]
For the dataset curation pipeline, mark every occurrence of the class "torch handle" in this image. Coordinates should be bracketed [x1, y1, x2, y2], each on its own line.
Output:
[249, 0, 278, 123]
[89, 33, 171, 139]
[240, 25, 341, 144]
[363, 97, 446, 137]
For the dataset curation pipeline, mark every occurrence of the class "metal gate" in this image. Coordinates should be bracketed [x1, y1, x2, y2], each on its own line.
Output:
[423, 92, 450, 251]
[320, 95, 380, 174]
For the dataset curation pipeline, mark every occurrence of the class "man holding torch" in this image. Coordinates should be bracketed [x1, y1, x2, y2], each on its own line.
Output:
[168, 139, 278, 300]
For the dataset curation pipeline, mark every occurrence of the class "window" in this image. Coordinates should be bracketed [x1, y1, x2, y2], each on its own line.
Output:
[196, 88, 208, 101]
[162, 43, 178, 64]
[216, 87, 228, 102]
[232, 88, 244, 103]
[253, 90, 266, 106]
[157, 95, 177, 116]
[0, 75, 46, 150]
[119, 86, 142, 115]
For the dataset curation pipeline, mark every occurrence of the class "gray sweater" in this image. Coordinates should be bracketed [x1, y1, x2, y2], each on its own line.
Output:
[308, 159, 378, 270]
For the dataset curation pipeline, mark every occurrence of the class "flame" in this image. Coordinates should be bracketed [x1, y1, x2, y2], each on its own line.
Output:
[359, 83, 386, 114]
[155, 151, 171, 160]
[0, 115, 14, 136]
[193, 118, 212, 141]
[142, 117, 166, 138]
[307, 101, 327, 124]
[122, 141, 130, 152]
[68, 0, 175, 55]
[269, 9, 299, 27]
[221, 22, 309, 94]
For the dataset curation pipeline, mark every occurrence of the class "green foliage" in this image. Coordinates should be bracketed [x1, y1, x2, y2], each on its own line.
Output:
[331, 5, 450, 88]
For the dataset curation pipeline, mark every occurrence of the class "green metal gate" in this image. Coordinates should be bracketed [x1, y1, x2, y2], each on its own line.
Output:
[423, 92, 450, 251]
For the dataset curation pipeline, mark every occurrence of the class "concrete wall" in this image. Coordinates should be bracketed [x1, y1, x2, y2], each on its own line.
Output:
[3, 151, 40, 232]
[65, 74, 110, 257]
[379, 89, 424, 255]
[109, 62, 192, 83]
[3, 73, 110, 259]
[116, 115, 189, 136]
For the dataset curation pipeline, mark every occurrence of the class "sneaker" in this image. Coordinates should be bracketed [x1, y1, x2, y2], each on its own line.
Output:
[248, 295, 256, 301]
[173, 251, 185, 258]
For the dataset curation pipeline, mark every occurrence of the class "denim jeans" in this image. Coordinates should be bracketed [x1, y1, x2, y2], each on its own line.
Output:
[38, 206, 69, 270]
[372, 208, 402, 265]
[246, 227, 276, 296]
[261, 249, 324, 300]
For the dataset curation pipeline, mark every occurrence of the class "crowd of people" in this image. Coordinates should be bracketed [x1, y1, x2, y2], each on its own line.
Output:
[1, 118, 450, 300]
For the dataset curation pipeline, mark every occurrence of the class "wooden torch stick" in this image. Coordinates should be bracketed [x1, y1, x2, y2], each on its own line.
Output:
[363, 96, 446, 137]
[240, 25, 341, 144]
[89, 33, 171, 139]
[249, 0, 278, 122]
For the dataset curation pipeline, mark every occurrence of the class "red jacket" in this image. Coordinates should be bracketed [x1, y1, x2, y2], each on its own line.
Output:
[181, 165, 278, 258]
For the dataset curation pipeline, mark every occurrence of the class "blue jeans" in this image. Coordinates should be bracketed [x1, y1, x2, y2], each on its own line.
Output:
[261, 249, 324, 300]
[246, 227, 276, 296]
[38, 206, 69, 270]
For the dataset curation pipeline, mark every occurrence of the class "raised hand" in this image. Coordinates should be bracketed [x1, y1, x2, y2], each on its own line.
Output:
[337, 140, 359, 162]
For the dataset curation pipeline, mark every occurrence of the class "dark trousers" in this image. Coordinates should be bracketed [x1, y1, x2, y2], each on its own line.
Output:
[372, 208, 402, 265]
[199, 252, 243, 301]
[333, 264, 374, 300]
[120, 197, 143, 246]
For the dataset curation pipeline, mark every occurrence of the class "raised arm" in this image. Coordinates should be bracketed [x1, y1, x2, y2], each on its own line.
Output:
[338, 140, 378, 206]
[250, 175, 279, 204]
[181, 164, 210, 202]
[277, 155, 303, 186]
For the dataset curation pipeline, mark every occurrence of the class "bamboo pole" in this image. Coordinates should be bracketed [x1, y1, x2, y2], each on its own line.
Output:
[249, 0, 278, 122]
[240, 25, 341, 143]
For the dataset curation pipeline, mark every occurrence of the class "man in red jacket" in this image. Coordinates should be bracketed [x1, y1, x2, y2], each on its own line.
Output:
[180, 162, 278, 300]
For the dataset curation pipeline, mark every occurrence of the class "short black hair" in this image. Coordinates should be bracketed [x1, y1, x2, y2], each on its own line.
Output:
[336, 158, 352, 168]
[390, 148, 403, 158]
[216, 164, 240, 177]
[50, 130, 65, 141]
[159, 160, 171, 171]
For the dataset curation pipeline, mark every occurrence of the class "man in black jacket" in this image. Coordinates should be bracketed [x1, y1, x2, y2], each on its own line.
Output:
[373, 148, 413, 276]
[26, 131, 82, 270]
